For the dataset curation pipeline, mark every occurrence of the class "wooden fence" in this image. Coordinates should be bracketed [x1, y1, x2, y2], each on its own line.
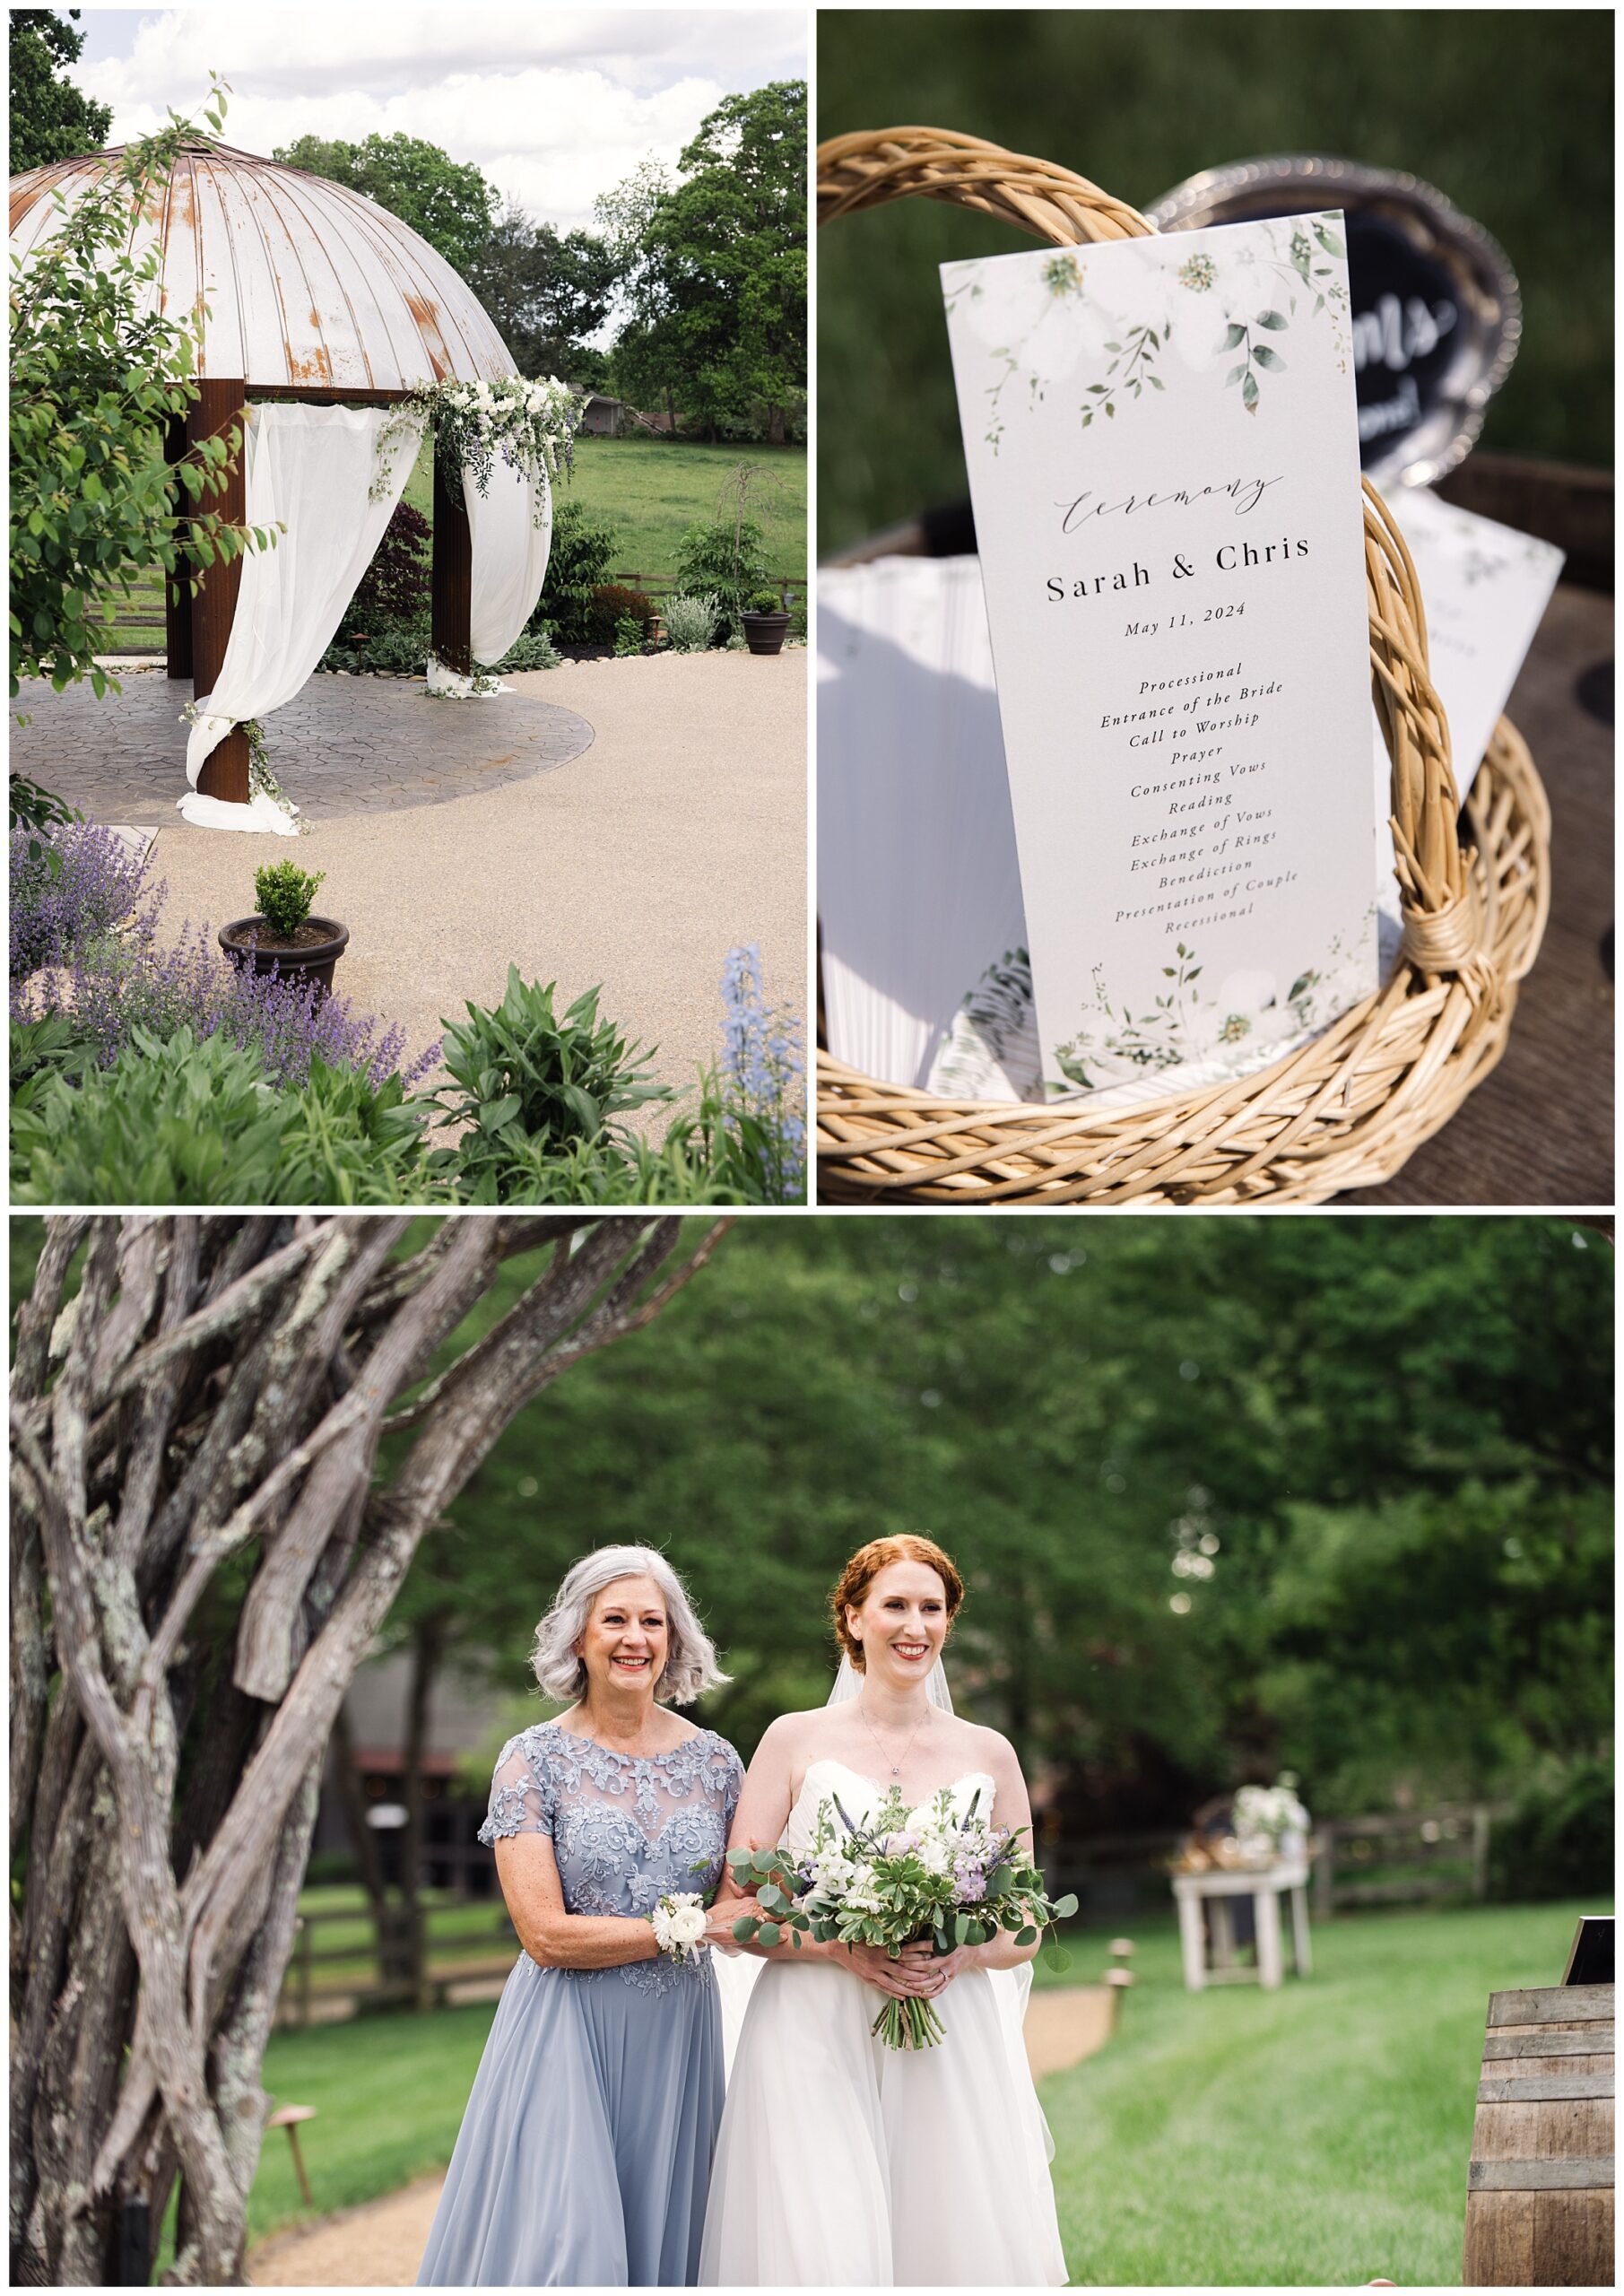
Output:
[1043, 1805, 1507, 1924]
[278, 1902, 517, 2030]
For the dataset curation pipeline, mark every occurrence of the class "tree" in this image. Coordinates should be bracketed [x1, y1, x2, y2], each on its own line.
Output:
[9, 10, 111, 174]
[272, 132, 497, 276]
[599, 83, 807, 441]
[10, 83, 271, 702]
[9, 1212, 724, 2284]
[465, 202, 620, 386]
[400, 1217, 1611, 1823]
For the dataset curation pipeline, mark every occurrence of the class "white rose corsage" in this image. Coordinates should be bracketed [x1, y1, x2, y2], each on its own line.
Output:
[650, 1891, 708, 1964]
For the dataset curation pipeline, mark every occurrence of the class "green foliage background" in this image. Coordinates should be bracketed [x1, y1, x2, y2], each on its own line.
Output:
[382, 1214, 1611, 1825]
[817, 7, 1615, 553]
[13, 1214, 1609, 1829]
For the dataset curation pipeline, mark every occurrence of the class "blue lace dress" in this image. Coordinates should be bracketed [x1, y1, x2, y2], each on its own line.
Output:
[417, 1722, 743, 2288]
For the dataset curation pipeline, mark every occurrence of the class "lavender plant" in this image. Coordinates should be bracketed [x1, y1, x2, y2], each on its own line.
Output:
[10, 821, 154, 978]
[13, 907, 439, 1093]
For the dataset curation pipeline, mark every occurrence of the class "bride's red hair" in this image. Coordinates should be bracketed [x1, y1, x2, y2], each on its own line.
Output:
[830, 1535, 965, 1670]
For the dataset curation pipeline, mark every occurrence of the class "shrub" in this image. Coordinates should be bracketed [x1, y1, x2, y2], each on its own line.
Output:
[9, 772, 77, 855]
[534, 499, 621, 642]
[426, 967, 673, 1195]
[664, 593, 721, 652]
[492, 627, 561, 673]
[317, 614, 430, 677]
[788, 590, 808, 642]
[613, 614, 647, 657]
[586, 583, 652, 648]
[252, 860, 325, 938]
[343, 499, 430, 633]
[746, 587, 783, 614]
[675, 516, 771, 638]
[1488, 1757, 1614, 1901]
[11, 1029, 434, 1206]
[11, 820, 153, 977]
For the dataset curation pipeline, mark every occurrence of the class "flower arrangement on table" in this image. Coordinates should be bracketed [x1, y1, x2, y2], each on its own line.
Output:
[1172, 1773, 1312, 1874]
[374, 375, 581, 526]
[728, 1785, 1078, 2049]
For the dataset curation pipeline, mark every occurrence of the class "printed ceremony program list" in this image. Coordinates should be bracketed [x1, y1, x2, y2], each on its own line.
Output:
[943, 215, 1376, 1094]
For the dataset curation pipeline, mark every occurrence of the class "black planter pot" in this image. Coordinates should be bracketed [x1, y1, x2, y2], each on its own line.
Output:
[741, 610, 791, 657]
[219, 916, 351, 997]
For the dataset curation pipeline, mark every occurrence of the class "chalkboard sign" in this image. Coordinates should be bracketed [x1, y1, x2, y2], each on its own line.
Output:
[1146, 157, 1521, 490]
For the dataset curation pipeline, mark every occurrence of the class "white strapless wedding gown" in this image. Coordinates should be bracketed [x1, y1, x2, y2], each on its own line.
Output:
[699, 1761, 1067, 2286]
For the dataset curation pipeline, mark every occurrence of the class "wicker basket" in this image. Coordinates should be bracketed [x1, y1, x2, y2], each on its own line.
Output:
[817, 129, 1550, 1205]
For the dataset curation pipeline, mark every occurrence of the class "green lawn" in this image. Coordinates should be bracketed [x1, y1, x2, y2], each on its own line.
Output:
[440, 433, 808, 593]
[248, 1897, 1602, 2274]
[1041, 1898, 1604, 2285]
[104, 432, 807, 654]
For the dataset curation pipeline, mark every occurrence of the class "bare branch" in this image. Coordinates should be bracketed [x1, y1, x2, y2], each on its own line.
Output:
[98, 1229, 326, 1410]
[13, 1216, 90, 1402]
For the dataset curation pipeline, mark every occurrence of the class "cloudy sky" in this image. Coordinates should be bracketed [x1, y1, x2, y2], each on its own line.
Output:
[75, 5, 807, 233]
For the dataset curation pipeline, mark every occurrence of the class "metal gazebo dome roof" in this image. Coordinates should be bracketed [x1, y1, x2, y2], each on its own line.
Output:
[9, 139, 517, 391]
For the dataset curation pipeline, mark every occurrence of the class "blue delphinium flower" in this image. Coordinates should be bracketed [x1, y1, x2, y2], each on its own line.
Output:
[716, 943, 805, 1202]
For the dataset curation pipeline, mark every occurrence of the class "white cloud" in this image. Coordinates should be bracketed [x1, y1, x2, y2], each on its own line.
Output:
[76, 7, 806, 234]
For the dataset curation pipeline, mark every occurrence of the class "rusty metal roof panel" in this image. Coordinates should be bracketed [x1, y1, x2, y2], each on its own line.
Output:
[9, 141, 516, 389]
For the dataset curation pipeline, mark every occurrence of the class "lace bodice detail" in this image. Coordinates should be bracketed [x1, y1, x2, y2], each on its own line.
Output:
[479, 1722, 743, 1994]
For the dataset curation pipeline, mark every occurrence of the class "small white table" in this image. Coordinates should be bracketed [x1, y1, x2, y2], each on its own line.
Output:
[1171, 1861, 1311, 1991]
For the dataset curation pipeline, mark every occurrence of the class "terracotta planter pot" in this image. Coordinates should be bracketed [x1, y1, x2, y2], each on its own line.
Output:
[741, 610, 791, 657]
[219, 915, 351, 997]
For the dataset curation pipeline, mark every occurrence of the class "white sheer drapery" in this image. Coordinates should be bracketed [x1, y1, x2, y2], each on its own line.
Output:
[426, 456, 553, 696]
[182, 402, 424, 831]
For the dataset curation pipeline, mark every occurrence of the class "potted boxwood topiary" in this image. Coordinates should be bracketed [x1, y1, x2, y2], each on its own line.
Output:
[219, 862, 350, 996]
[741, 585, 791, 657]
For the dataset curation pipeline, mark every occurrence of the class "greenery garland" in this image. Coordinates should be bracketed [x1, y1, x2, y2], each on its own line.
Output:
[373, 375, 579, 527]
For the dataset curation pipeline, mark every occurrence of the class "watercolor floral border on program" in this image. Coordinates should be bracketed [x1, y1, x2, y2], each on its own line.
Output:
[946, 213, 1352, 456]
[930, 911, 1379, 1104]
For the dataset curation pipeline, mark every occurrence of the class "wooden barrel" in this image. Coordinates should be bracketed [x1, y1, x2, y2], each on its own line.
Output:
[1463, 1981, 1613, 2284]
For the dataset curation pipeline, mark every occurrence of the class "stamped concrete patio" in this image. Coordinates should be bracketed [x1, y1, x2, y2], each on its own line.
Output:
[16, 652, 806, 1126]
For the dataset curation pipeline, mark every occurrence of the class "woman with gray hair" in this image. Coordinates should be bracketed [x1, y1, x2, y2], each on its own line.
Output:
[418, 1546, 744, 2287]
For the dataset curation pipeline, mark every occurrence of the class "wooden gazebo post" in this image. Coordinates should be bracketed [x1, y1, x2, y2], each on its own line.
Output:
[187, 376, 250, 803]
[431, 448, 473, 680]
[177, 379, 473, 804]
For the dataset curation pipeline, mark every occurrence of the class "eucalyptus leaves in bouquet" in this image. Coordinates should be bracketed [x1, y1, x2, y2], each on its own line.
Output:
[376, 375, 581, 527]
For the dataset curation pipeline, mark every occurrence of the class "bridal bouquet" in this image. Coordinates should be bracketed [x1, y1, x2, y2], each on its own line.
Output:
[728, 1787, 1078, 2048]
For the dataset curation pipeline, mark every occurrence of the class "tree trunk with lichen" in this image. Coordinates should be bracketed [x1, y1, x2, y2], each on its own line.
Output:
[9, 1212, 725, 2286]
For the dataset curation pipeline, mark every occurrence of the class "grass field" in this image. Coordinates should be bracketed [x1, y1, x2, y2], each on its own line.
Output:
[247, 1896, 1602, 2274]
[105, 432, 807, 654]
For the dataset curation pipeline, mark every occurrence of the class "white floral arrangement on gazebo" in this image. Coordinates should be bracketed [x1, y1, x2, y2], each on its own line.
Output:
[1231, 1776, 1312, 1867]
[374, 374, 579, 521]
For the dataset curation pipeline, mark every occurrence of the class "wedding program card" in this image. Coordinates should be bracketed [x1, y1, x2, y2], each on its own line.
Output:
[1376, 485, 1564, 811]
[942, 216, 1377, 1095]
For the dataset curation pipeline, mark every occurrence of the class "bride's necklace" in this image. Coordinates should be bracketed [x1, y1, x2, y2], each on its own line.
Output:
[855, 1693, 933, 1779]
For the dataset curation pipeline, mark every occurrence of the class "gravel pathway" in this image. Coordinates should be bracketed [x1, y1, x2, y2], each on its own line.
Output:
[32, 652, 807, 1135]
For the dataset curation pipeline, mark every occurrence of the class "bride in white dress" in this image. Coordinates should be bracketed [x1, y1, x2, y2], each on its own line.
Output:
[699, 1535, 1066, 2287]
